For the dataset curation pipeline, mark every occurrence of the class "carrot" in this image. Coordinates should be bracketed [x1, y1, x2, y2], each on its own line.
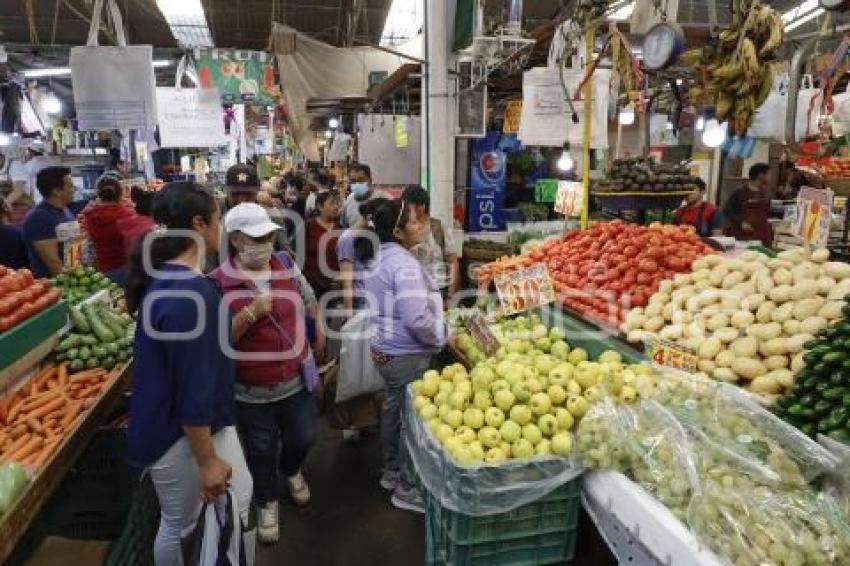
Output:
[30, 443, 55, 469]
[27, 418, 43, 433]
[57, 363, 69, 388]
[7, 396, 25, 424]
[10, 424, 27, 440]
[61, 401, 83, 428]
[47, 379, 58, 390]
[17, 389, 60, 414]
[25, 397, 65, 420]
[69, 369, 106, 384]
[7, 435, 43, 461]
[1, 434, 31, 460]
[76, 383, 102, 400]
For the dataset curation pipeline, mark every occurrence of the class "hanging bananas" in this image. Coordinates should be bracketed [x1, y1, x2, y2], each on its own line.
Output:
[684, 0, 783, 135]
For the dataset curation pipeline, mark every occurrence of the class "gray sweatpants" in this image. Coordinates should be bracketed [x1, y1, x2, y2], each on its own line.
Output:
[149, 426, 254, 566]
[376, 353, 432, 477]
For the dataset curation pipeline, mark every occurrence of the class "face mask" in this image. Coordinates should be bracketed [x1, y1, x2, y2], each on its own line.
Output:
[350, 182, 369, 198]
[238, 242, 273, 268]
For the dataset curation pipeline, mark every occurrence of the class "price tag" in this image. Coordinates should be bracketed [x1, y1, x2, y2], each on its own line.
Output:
[554, 181, 583, 217]
[56, 220, 86, 268]
[503, 100, 522, 134]
[466, 313, 499, 356]
[793, 187, 833, 247]
[63, 240, 85, 268]
[643, 334, 698, 373]
[494, 263, 556, 315]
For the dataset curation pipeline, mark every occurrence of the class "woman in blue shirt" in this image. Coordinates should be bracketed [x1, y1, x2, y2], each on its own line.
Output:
[125, 183, 254, 565]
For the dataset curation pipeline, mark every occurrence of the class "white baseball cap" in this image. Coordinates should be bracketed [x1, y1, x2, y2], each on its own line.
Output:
[224, 203, 280, 237]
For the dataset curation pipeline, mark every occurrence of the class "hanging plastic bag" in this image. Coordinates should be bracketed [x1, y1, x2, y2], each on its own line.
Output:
[335, 311, 384, 403]
[831, 81, 850, 137]
[748, 70, 789, 142]
[795, 75, 823, 141]
[0, 462, 29, 515]
[181, 488, 251, 566]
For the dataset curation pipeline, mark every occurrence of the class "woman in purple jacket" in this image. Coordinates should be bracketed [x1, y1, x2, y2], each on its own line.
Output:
[356, 199, 448, 513]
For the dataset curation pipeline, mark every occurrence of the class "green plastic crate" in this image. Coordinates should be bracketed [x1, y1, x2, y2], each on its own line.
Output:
[534, 179, 559, 203]
[425, 480, 580, 565]
[0, 300, 68, 372]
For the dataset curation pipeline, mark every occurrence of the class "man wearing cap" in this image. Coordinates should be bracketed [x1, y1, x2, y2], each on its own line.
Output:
[209, 203, 322, 545]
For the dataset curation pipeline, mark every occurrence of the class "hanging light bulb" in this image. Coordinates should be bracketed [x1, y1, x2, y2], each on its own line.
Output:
[42, 95, 61, 115]
[696, 116, 705, 131]
[618, 104, 635, 125]
[701, 119, 727, 148]
[329, 117, 340, 129]
[557, 149, 574, 172]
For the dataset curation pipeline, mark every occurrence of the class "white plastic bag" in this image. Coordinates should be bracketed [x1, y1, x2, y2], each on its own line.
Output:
[336, 311, 384, 403]
[181, 488, 252, 566]
[795, 75, 822, 141]
[832, 82, 850, 137]
[70, 0, 157, 130]
[748, 71, 789, 142]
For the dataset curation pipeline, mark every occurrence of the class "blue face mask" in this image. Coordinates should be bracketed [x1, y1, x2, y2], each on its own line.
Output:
[350, 182, 369, 198]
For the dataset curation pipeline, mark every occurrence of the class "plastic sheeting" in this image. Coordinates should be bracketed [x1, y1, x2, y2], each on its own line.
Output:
[403, 389, 583, 517]
[270, 23, 407, 162]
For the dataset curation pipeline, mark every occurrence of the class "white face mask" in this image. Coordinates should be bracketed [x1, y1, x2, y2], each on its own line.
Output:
[238, 242, 273, 269]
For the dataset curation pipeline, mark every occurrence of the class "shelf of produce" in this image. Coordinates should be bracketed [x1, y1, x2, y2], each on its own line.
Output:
[582, 471, 724, 566]
[537, 305, 646, 364]
[0, 361, 131, 562]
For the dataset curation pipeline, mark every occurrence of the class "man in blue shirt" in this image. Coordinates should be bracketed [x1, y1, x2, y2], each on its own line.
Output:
[22, 166, 75, 277]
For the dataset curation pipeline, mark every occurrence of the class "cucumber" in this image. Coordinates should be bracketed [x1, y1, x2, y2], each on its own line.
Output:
[117, 350, 130, 362]
[104, 343, 119, 356]
[85, 357, 99, 369]
[79, 334, 98, 346]
[69, 306, 91, 332]
[69, 359, 85, 372]
[823, 387, 849, 401]
[78, 346, 91, 360]
[96, 307, 125, 337]
[57, 334, 83, 352]
[813, 399, 833, 416]
[66, 347, 80, 360]
[822, 351, 846, 364]
[830, 371, 845, 386]
[101, 356, 116, 370]
[83, 304, 115, 342]
[92, 345, 108, 359]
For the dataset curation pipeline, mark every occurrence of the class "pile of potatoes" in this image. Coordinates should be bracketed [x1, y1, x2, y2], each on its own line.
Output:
[622, 248, 850, 403]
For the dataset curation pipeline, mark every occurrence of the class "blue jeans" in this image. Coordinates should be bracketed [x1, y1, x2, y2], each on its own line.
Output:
[236, 389, 318, 505]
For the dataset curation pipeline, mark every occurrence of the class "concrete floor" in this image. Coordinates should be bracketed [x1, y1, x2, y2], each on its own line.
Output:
[257, 422, 616, 566]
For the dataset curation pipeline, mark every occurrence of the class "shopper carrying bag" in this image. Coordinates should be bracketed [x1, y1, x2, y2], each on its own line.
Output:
[182, 488, 254, 566]
[70, 0, 157, 131]
[125, 183, 254, 566]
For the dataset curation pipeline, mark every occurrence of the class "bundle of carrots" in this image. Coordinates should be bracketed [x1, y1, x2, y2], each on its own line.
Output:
[0, 363, 116, 471]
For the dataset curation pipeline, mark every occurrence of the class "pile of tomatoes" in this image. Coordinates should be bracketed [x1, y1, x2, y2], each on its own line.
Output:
[490, 221, 715, 326]
[0, 266, 62, 333]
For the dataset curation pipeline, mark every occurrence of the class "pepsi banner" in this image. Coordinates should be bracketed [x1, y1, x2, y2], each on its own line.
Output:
[468, 188, 505, 232]
[468, 132, 507, 232]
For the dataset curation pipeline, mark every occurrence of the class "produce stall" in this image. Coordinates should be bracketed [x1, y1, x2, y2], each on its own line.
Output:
[0, 268, 134, 562]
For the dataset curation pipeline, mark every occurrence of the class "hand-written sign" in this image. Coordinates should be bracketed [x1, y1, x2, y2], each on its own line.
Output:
[793, 187, 833, 247]
[643, 334, 698, 373]
[56, 221, 85, 268]
[466, 313, 499, 355]
[494, 263, 556, 315]
[156, 88, 227, 148]
[555, 181, 583, 217]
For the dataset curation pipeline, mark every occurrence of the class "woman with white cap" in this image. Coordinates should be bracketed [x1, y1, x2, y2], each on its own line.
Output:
[209, 203, 320, 545]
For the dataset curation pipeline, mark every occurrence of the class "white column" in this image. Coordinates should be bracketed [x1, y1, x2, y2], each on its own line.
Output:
[423, 0, 455, 228]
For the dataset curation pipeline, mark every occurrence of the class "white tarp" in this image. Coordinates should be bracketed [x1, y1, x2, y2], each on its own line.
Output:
[270, 23, 407, 161]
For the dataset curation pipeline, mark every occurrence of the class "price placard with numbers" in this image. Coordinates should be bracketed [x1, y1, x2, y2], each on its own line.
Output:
[467, 313, 499, 355]
[643, 334, 698, 373]
[494, 263, 556, 315]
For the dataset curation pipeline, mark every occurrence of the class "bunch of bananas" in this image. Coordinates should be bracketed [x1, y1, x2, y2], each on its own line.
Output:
[683, 0, 783, 135]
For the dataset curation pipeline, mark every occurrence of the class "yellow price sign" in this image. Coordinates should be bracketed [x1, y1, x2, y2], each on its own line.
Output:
[643, 334, 698, 373]
[793, 187, 833, 247]
[503, 100, 522, 134]
[494, 263, 556, 315]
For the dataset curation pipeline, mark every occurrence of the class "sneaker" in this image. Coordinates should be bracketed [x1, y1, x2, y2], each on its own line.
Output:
[379, 469, 400, 491]
[342, 428, 361, 444]
[257, 501, 279, 544]
[391, 485, 425, 514]
[287, 471, 311, 506]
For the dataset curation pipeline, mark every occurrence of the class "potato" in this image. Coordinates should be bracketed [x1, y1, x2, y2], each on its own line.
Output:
[709, 266, 729, 286]
[698, 360, 716, 374]
[692, 257, 710, 271]
[731, 310, 755, 328]
[698, 337, 722, 360]
[792, 297, 825, 320]
[823, 261, 850, 280]
[755, 301, 777, 323]
[770, 302, 794, 323]
[714, 327, 740, 344]
[713, 367, 739, 383]
[791, 262, 819, 284]
[692, 268, 711, 281]
[770, 369, 795, 390]
[720, 296, 742, 312]
[694, 280, 712, 292]
[731, 357, 768, 380]
[702, 305, 722, 317]
[800, 316, 828, 335]
[760, 322, 783, 340]
[661, 303, 675, 321]
[764, 355, 789, 370]
[644, 315, 666, 332]
[721, 271, 746, 289]
[811, 248, 830, 263]
[767, 259, 794, 271]
[673, 273, 694, 287]
[658, 280, 674, 294]
[706, 313, 730, 331]
[741, 293, 766, 312]
[685, 296, 701, 313]
[756, 273, 775, 295]
[791, 352, 805, 373]
[773, 267, 793, 286]
[778, 248, 807, 263]
[671, 310, 693, 325]
[786, 333, 815, 354]
[659, 324, 684, 341]
[818, 301, 843, 320]
[749, 375, 780, 394]
[626, 330, 645, 343]
[817, 276, 837, 295]
[768, 285, 793, 303]
[737, 251, 761, 263]
[684, 320, 706, 339]
[790, 279, 819, 301]
[703, 254, 724, 267]
[731, 336, 759, 358]
[740, 262, 761, 276]
[715, 350, 735, 368]
[644, 303, 663, 318]
[649, 292, 670, 305]
[782, 319, 802, 335]
[733, 282, 756, 296]
[679, 337, 703, 352]
[625, 310, 645, 331]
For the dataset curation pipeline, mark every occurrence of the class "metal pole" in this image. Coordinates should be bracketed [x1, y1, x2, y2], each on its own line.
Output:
[424, 0, 453, 227]
[580, 28, 595, 230]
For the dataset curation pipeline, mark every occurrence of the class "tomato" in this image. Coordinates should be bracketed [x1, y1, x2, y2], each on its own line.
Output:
[0, 315, 12, 332]
[18, 269, 34, 285]
[638, 258, 658, 272]
[32, 295, 50, 312]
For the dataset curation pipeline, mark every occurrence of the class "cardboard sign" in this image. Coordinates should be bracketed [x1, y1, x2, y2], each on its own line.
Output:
[156, 88, 227, 148]
[467, 313, 499, 355]
[554, 181, 583, 217]
[193, 48, 280, 106]
[503, 100, 522, 134]
[494, 263, 556, 315]
[793, 187, 833, 247]
[643, 334, 698, 373]
[56, 220, 85, 268]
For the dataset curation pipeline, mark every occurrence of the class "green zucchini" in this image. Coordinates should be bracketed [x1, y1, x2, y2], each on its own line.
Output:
[57, 334, 83, 352]
[69, 306, 90, 333]
[83, 304, 115, 342]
